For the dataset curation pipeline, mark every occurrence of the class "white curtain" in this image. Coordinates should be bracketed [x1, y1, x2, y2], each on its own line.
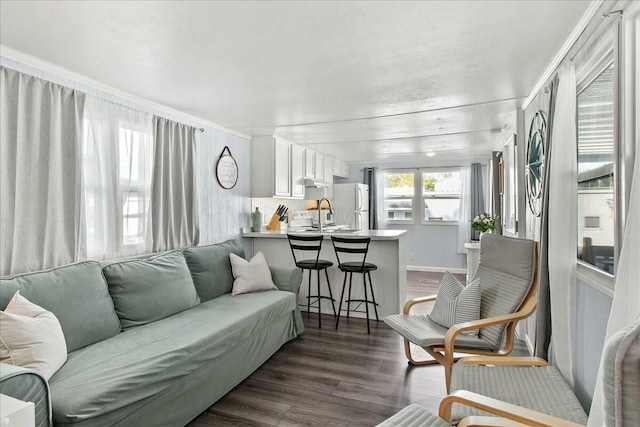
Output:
[587, 17, 640, 426]
[547, 62, 577, 385]
[82, 97, 154, 259]
[457, 165, 471, 253]
[0, 67, 85, 275]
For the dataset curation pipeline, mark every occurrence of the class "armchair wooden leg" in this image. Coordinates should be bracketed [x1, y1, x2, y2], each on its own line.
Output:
[444, 363, 452, 394]
[403, 339, 439, 366]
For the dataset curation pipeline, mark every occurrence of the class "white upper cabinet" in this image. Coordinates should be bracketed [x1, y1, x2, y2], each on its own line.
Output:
[304, 149, 315, 179]
[273, 137, 291, 197]
[341, 160, 349, 177]
[324, 155, 334, 183]
[314, 152, 324, 180]
[252, 135, 303, 199]
[252, 137, 348, 198]
[290, 144, 305, 198]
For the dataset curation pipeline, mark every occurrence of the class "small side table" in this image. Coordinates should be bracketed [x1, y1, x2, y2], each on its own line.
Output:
[0, 394, 35, 427]
[464, 242, 481, 282]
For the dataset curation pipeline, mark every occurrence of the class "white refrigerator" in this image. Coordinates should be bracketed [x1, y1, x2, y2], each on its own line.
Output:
[332, 183, 369, 230]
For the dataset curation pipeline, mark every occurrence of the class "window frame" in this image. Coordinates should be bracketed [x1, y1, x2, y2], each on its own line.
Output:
[575, 42, 617, 284]
[382, 169, 417, 225]
[420, 167, 462, 225]
[116, 120, 153, 254]
[382, 167, 462, 226]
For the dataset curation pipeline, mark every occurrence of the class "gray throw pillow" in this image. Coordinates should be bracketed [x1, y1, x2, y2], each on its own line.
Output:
[103, 251, 200, 329]
[428, 272, 481, 336]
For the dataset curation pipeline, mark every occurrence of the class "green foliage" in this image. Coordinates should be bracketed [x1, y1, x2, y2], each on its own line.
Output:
[385, 173, 413, 188]
[471, 213, 498, 232]
[423, 175, 436, 191]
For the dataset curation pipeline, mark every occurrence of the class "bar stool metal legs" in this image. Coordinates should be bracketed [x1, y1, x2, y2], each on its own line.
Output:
[303, 268, 336, 329]
[335, 270, 379, 334]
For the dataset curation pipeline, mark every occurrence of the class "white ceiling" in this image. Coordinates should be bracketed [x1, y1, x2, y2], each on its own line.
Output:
[0, 1, 591, 163]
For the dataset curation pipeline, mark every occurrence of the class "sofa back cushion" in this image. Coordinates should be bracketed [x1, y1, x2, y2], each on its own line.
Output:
[103, 251, 200, 329]
[183, 239, 245, 301]
[0, 261, 121, 352]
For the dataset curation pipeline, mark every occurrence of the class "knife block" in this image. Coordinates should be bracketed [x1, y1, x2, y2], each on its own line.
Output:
[266, 214, 281, 231]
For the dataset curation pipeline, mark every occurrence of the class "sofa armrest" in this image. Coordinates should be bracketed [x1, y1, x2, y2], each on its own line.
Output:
[269, 266, 304, 334]
[0, 363, 51, 427]
[270, 266, 303, 294]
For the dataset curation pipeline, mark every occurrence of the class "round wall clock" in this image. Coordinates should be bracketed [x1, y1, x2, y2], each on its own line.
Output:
[216, 146, 239, 190]
[525, 111, 547, 216]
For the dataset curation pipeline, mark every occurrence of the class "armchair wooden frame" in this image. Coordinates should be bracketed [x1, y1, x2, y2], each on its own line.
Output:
[437, 390, 584, 427]
[403, 246, 539, 392]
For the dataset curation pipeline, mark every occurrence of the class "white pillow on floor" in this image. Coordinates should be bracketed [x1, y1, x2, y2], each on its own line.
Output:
[229, 252, 278, 295]
[0, 291, 67, 380]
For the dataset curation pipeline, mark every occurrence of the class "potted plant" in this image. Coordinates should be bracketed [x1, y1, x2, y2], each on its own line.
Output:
[471, 213, 498, 237]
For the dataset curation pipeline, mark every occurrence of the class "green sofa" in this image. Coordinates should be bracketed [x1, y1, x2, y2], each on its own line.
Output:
[0, 239, 304, 427]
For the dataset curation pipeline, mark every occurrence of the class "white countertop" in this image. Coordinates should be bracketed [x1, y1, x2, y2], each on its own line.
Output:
[242, 229, 407, 240]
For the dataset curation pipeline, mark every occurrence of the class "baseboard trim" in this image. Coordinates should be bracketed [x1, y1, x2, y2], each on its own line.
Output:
[407, 265, 467, 274]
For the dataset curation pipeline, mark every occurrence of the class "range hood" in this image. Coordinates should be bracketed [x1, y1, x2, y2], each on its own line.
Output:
[304, 178, 329, 188]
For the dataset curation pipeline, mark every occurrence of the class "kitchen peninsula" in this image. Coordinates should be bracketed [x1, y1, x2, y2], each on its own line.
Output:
[242, 230, 407, 319]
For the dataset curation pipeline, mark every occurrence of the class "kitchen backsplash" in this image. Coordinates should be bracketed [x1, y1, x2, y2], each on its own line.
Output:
[251, 198, 307, 224]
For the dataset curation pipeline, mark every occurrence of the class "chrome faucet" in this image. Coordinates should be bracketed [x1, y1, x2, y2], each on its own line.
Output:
[317, 198, 334, 232]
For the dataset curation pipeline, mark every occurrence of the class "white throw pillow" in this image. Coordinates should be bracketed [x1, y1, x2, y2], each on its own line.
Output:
[229, 252, 278, 296]
[428, 272, 481, 336]
[0, 291, 67, 380]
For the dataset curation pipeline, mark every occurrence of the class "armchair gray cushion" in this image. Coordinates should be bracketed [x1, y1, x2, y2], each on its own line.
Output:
[375, 404, 450, 427]
[603, 316, 640, 426]
[450, 363, 587, 424]
[475, 234, 536, 350]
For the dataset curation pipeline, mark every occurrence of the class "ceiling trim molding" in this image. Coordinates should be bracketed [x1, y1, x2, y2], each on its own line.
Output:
[0, 45, 251, 140]
[521, 0, 604, 110]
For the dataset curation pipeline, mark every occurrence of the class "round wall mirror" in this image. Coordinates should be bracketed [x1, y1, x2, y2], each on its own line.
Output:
[216, 146, 238, 189]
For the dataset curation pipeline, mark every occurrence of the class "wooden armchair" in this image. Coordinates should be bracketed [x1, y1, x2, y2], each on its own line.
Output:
[385, 234, 538, 391]
[378, 316, 640, 426]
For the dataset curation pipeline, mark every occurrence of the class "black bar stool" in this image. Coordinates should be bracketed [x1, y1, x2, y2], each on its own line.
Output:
[287, 234, 336, 328]
[331, 236, 379, 334]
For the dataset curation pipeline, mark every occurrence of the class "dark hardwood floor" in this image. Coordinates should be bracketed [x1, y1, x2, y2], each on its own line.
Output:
[188, 270, 523, 426]
[189, 313, 447, 427]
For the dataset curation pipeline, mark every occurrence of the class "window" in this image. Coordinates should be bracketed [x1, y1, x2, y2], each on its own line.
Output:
[383, 172, 415, 223]
[118, 125, 153, 248]
[577, 63, 615, 275]
[82, 99, 154, 259]
[383, 169, 461, 224]
[422, 170, 461, 221]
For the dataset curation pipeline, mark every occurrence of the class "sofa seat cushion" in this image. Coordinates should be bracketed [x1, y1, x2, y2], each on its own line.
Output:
[450, 363, 588, 424]
[49, 290, 296, 425]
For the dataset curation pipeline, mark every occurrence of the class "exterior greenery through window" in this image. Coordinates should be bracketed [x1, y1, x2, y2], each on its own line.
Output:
[383, 169, 461, 224]
[577, 63, 615, 275]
